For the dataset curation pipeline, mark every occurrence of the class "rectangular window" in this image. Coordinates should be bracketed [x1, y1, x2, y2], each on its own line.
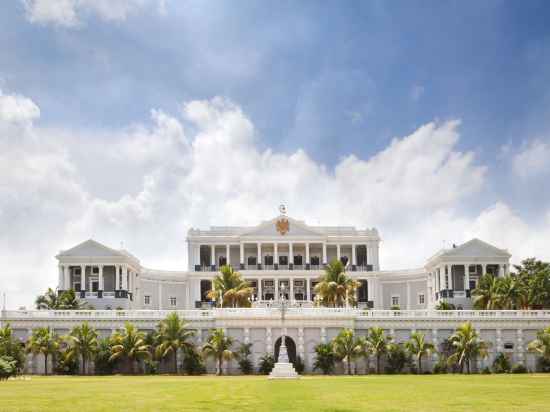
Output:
[144, 295, 151, 305]
[170, 297, 177, 306]
[418, 294, 425, 305]
[391, 296, 399, 306]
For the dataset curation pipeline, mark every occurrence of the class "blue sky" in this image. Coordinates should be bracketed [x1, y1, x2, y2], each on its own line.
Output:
[2, 1, 550, 307]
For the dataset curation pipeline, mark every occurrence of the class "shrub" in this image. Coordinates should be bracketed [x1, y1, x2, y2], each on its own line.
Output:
[54, 350, 79, 375]
[511, 364, 528, 374]
[492, 353, 511, 374]
[144, 360, 159, 375]
[433, 356, 448, 374]
[481, 366, 492, 374]
[237, 343, 253, 375]
[182, 347, 206, 375]
[0, 356, 17, 381]
[312, 343, 335, 375]
[94, 338, 114, 375]
[390, 305, 400, 311]
[537, 357, 550, 373]
[293, 356, 305, 374]
[258, 354, 275, 375]
[385, 343, 411, 374]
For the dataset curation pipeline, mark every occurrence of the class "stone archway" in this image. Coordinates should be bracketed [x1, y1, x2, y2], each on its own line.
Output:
[274, 336, 297, 364]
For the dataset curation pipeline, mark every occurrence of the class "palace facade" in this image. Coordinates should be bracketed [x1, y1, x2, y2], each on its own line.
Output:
[53, 212, 511, 311]
[2, 211, 547, 375]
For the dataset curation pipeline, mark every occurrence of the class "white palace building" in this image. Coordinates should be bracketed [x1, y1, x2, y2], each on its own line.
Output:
[2, 210, 549, 374]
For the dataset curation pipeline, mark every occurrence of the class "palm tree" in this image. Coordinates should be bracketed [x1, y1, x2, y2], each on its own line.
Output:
[26, 327, 59, 375]
[405, 332, 435, 373]
[35, 288, 61, 310]
[202, 329, 234, 375]
[155, 312, 195, 374]
[207, 265, 254, 308]
[498, 275, 521, 310]
[365, 326, 390, 374]
[109, 323, 151, 374]
[65, 322, 99, 375]
[528, 326, 550, 362]
[314, 260, 360, 307]
[332, 329, 362, 375]
[447, 322, 489, 374]
[313, 343, 336, 375]
[472, 274, 502, 310]
[435, 301, 455, 310]
[59, 290, 88, 310]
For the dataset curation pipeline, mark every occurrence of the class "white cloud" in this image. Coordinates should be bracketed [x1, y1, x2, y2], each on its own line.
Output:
[0, 89, 40, 124]
[1, 91, 549, 309]
[512, 138, 550, 178]
[22, 0, 163, 27]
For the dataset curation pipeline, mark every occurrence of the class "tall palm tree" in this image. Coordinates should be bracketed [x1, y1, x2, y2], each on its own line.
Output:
[35, 288, 61, 310]
[26, 327, 59, 375]
[202, 329, 234, 375]
[447, 322, 489, 374]
[314, 260, 360, 307]
[332, 329, 362, 375]
[472, 274, 502, 310]
[109, 323, 151, 374]
[405, 332, 436, 373]
[365, 326, 390, 374]
[207, 265, 254, 308]
[498, 275, 521, 310]
[155, 312, 195, 374]
[528, 326, 550, 362]
[66, 322, 99, 375]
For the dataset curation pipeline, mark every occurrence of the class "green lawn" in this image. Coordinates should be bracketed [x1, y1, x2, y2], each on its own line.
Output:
[1, 374, 549, 412]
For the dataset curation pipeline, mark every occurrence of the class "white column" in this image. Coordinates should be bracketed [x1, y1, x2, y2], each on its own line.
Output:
[498, 264, 504, 277]
[211, 245, 216, 267]
[158, 283, 163, 310]
[58, 265, 64, 290]
[352, 244, 357, 265]
[367, 244, 374, 270]
[122, 265, 128, 290]
[240, 243, 244, 265]
[81, 265, 86, 291]
[336, 244, 341, 261]
[64, 266, 70, 290]
[275, 279, 279, 301]
[374, 244, 380, 270]
[306, 278, 311, 301]
[305, 243, 310, 264]
[226, 244, 231, 266]
[257, 243, 262, 266]
[194, 244, 200, 268]
[290, 278, 294, 302]
[258, 279, 262, 300]
[464, 264, 470, 291]
[99, 265, 104, 291]
[406, 282, 411, 310]
[448, 265, 453, 290]
[289, 242, 294, 265]
[322, 242, 327, 264]
[439, 267, 444, 291]
[115, 265, 120, 290]
[274, 242, 278, 265]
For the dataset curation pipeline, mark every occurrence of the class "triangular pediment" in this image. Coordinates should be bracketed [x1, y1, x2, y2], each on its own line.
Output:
[240, 216, 325, 238]
[443, 238, 511, 258]
[57, 239, 126, 258]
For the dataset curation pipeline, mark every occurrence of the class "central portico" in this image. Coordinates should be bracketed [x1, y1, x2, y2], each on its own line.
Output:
[186, 212, 381, 307]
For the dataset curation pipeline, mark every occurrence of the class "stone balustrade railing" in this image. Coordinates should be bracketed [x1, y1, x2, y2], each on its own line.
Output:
[3, 308, 550, 320]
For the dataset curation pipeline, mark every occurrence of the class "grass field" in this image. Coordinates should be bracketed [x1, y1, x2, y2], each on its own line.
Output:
[1, 374, 549, 412]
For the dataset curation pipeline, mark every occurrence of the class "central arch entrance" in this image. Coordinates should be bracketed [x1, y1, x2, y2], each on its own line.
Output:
[274, 336, 297, 364]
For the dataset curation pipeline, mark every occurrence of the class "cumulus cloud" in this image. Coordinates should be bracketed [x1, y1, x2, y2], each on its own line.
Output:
[512, 138, 550, 178]
[22, 0, 164, 27]
[1, 90, 549, 308]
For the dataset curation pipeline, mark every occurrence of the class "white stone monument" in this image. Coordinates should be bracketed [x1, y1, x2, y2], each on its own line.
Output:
[269, 284, 299, 379]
